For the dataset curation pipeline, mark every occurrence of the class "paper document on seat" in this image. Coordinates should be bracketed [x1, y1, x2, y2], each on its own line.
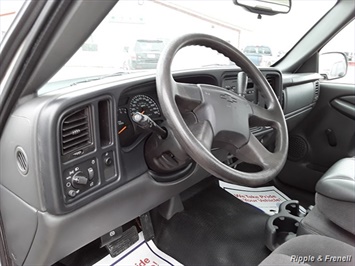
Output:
[219, 181, 293, 215]
[94, 231, 183, 266]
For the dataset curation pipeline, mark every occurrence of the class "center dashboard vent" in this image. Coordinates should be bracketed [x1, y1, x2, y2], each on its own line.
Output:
[266, 74, 282, 104]
[266, 75, 276, 90]
[61, 107, 93, 157]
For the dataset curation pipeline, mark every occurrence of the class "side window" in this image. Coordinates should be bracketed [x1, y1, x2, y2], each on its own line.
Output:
[320, 20, 355, 84]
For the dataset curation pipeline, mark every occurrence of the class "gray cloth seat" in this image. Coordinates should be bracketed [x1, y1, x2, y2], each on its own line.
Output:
[315, 157, 355, 235]
[260, 235, 355, 265]
[298, 157, 355, 245]
[316, 157, 355, 203]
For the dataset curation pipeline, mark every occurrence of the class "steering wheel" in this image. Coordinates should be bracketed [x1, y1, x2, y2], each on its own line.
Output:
[156, 33, 288, 186]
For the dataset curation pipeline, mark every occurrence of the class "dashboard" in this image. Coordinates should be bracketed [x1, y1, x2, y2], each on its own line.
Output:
[0, 66, 321, 266]
[1, 68, 321, 215]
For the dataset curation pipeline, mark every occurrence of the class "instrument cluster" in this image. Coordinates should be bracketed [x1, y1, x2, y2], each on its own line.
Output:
[117, 94, 163, 147]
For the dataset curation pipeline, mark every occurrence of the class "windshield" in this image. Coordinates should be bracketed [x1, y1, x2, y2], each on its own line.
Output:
[0, 0, 25, 43]
[48, 0, 337, 84]
[244, 46, 272, 55]
[134, 40, 165, 53]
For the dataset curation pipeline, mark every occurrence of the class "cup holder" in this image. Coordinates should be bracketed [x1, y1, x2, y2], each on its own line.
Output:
[265, 200, 304, 251]
[284, 201, 304, 217]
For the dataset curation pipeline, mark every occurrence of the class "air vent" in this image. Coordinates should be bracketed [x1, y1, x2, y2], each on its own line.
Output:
[61, 107, 92, 155]
[266, 74, 283, 104]
[313, 81, 320, 102]
[16, 147, 29, 175]
[281, 91, 285, 109]
[266, 75, 276, 90]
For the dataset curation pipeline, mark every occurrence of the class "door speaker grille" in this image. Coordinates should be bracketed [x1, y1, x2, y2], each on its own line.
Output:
[288, 135, 308, 161]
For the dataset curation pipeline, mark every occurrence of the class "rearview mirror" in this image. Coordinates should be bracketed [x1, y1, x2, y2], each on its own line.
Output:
[319, 52, 348, 80]
[233, 0, 291, 15]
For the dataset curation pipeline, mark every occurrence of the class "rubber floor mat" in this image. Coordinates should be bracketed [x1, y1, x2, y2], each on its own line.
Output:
[154, 184, 271, 266]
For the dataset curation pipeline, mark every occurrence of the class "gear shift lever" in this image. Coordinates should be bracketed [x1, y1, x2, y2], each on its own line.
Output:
[236, 72, 248, 97]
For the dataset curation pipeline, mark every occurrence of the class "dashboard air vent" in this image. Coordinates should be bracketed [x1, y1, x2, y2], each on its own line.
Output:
[313, 81, 320, 102]
[266, 75, 276, 90]
[61, 107, 92, 155]
[281, 91, 285, 110]
[16, 147, 29, 175]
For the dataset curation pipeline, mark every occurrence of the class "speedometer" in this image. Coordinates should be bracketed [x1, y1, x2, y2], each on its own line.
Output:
[129, 95, 161, 119]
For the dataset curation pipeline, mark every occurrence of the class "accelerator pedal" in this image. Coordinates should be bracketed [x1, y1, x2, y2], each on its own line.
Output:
[140, 212, 155, 241]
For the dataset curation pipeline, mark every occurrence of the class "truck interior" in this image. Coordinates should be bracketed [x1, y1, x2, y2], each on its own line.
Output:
[0, 0, 354, 265]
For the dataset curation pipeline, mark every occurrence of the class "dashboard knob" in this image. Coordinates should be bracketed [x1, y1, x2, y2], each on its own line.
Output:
[72, 171, 88, 188]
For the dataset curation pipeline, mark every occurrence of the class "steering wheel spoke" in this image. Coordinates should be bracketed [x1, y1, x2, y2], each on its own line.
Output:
[188, 120, 214, 151]
[249, 102, 277, 127]
[234, 134, 280, 170]
[173, 82, 203, 112]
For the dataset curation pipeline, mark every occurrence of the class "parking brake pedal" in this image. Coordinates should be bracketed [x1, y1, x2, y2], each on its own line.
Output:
[100, 226, 139, 258]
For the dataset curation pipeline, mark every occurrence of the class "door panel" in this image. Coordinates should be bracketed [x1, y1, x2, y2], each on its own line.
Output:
[278, 82, 355, 192]
[331, 97, 355, 119]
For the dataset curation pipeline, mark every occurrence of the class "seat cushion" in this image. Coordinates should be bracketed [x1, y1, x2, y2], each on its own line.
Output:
[259, 235, 355, 266]
[316, 157, 355, 202]
[314, 157, 355, 235]
[316, 193, 355, 235]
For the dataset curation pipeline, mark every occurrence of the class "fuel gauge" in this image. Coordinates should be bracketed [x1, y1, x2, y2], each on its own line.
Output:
[117, 108, 135, 147]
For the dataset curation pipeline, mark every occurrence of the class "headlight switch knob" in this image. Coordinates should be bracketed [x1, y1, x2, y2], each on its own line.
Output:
[72, 171, 88, 188]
